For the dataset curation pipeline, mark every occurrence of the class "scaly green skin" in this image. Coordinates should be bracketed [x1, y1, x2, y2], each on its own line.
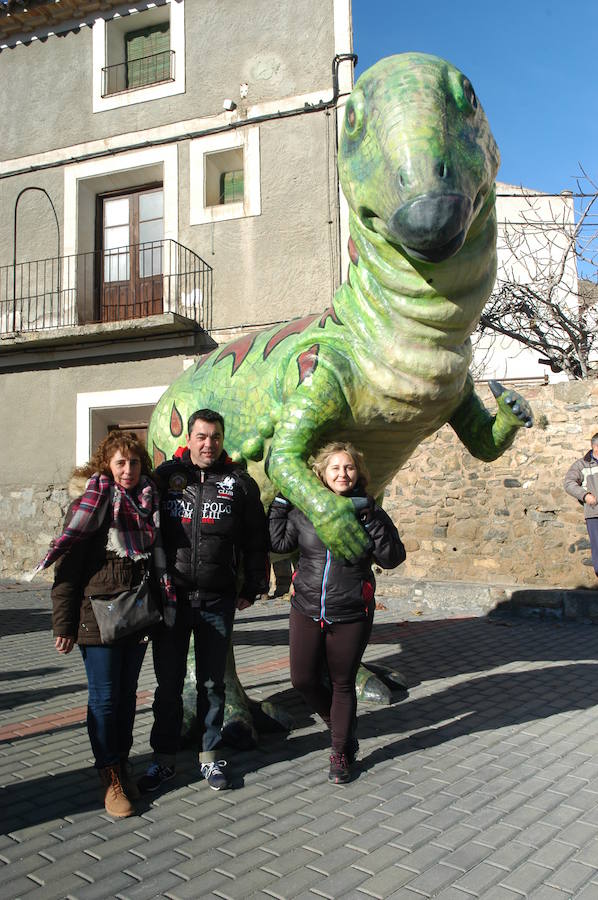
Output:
[148, 53, 533, 560]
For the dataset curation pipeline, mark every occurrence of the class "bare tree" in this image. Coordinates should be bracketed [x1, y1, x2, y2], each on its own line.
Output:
[478, 170, 598, 380]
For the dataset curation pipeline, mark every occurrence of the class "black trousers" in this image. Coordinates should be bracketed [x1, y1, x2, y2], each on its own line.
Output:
[289, 604, 374, 755]
[150, 604, 234, 764]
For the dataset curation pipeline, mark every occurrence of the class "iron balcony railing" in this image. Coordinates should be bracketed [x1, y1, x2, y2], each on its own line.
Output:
[102, 49, 175, 97]
[0, 239, 212, 335]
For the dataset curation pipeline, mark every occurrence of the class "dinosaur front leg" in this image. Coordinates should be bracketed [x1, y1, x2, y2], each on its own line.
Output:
[449, 377, 533, 462]
[266, 363, 370, 560]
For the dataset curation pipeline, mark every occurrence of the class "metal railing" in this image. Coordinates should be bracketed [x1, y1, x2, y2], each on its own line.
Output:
[102, 49, 175, 96]
[0, 239, 212, 334]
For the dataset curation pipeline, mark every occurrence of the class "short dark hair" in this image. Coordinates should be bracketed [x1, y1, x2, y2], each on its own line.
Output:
[592, 433, 598, 445]
[187, 408, 225, 436]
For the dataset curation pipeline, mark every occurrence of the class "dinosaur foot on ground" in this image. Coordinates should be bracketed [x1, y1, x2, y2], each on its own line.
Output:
[182, 699, 295, 751]
[355, 662, 409, 704]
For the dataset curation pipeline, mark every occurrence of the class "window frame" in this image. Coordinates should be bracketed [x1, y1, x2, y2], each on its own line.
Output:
[92, 0, 185, 113]
[189, 127, 261, 225]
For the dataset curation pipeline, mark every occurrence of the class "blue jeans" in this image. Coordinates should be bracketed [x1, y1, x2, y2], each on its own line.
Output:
[80, 638, 147, 769]
[150, 605, 234, 764]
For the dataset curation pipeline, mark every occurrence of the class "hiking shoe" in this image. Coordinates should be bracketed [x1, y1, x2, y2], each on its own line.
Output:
[137, 762, 176, 794]
[99, 765, 134, 818]
[200, 760, 229, 791]
[328, 752, 351, 784]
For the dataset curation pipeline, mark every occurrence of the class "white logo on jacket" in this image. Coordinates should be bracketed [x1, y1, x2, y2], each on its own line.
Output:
[202, 500, 233, 521]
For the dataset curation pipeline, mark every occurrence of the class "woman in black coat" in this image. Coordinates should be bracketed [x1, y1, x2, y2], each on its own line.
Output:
[268, 441, 405, 783]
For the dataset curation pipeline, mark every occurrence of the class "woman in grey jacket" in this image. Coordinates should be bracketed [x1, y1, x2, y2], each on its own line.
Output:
[269, 441, 405, 783]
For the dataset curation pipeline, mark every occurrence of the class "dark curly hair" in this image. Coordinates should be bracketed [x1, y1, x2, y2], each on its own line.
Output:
[74, 430, 153, 480]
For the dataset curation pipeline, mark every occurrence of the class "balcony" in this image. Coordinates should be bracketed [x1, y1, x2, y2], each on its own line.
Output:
[102, 50, 175, 97]
[0, 239, 212, 337]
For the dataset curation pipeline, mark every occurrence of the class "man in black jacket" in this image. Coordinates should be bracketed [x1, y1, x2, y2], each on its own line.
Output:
[139, 408, 269, 792]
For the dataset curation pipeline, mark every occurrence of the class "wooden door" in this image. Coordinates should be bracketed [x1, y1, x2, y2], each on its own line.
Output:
[100, 187, 164, 322]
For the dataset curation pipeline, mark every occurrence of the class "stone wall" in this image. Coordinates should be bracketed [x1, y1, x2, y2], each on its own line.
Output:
[1, 379, 597, 587]
[383, 379, 598, 589]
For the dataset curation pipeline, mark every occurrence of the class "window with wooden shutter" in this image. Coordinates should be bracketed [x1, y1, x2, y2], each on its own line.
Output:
[220, 170, 244, 205]
[125, 22, 171, 89]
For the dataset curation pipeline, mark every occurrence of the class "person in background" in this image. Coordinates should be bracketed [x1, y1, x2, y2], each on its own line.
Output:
[564, 433, 598, 578]
[43, 431, 173, 818]
[138, 408, 269, 794]
[268, 440, 406, 784]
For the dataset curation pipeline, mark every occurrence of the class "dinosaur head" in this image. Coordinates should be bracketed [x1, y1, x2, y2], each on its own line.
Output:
[338, 53, 500, 264]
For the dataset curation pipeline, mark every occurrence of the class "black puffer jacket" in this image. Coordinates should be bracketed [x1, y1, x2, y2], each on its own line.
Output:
[268, 494, 405, 624]
[157, 449, 269, 607]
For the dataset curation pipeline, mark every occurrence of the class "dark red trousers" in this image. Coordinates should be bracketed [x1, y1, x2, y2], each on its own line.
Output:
[289, 603, 374, 755]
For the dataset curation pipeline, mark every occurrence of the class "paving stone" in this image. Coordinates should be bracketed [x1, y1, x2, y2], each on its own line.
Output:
[165, 868, 232, 898]
[81, 831, 148, 859]
[500, 860, 554, 894]
[354, 864, 416, 898]
[451, 860, 505, 894]
[432, 823, 479, 851]
[72, 871, 139, 899]
[308, 845, 365, 876]
[404, 861, 463, 896]
[170, 848, 233, 879]
[545, 860, 597, 894]
[213, 867, 279, 898]
[0, 875, 39, 898]
[119, 871, 187, 899]
[388, 824, 442, 852]
[261, 848, 321, 878]
[0, 834, 60, 861]
[20, 872, 91, 900]
[557, 821, 598, 848]
[345, 826, 397, 854]
[303, 864, 371, 899]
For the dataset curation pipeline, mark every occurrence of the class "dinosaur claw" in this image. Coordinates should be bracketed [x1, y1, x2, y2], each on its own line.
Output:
[489, 380, 504, 399]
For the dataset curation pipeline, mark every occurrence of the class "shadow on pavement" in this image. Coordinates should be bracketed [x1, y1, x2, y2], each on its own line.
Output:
[0, 607, 52, 637]
[0, 682, 89, 713]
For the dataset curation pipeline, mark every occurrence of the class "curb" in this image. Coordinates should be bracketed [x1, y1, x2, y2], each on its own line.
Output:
[374, 574, 598, 623]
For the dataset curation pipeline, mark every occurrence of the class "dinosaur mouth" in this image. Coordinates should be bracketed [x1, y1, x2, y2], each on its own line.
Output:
[402, 229, 467, 262]
[362, 192, 473, 263]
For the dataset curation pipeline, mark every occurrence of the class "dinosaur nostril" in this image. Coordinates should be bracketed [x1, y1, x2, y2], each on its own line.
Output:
[438, 161, 448, 179]
[398, 168, 408, 189]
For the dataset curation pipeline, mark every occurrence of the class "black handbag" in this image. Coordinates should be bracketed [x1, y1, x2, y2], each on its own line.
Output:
[89, 573, 162, 643]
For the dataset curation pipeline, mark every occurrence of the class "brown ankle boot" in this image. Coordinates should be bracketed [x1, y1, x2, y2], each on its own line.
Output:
[119, 758, 141, 801]
[99, 765, 134, 818]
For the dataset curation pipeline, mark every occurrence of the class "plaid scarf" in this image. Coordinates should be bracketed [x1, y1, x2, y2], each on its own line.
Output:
[35, 473, 176, 623]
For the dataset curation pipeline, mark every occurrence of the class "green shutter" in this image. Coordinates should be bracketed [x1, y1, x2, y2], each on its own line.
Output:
[125, 22, 170, 89]
[219, 170, 244, 205]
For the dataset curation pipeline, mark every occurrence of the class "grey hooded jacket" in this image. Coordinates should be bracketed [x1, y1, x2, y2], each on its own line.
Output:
[564, 450, 598, 520]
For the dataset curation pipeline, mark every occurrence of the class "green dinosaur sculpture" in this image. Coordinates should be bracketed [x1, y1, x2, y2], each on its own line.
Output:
[149, 53, 533, 738]
[149, 52, 532, 562]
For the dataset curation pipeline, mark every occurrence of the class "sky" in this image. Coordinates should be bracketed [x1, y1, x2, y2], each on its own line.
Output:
[351, 0, 598, 197]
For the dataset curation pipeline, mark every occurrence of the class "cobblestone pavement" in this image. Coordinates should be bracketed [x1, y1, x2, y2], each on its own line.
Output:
[3, 582, 598, 899]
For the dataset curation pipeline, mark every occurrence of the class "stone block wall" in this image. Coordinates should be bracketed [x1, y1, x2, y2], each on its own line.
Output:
[1, 379, 597, 587]
[383, 379, 598, 588]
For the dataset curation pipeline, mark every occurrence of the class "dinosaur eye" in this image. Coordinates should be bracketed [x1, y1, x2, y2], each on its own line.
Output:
[463, 78, 478, 110]
[344, 90, 365, 140]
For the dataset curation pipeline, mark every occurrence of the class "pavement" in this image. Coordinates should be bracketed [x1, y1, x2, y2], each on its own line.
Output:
[3, 582, 598, 900]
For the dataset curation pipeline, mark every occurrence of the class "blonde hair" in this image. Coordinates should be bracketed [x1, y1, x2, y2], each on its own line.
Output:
[312, 441, 369, 490]
[74, 430, 153, 480]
